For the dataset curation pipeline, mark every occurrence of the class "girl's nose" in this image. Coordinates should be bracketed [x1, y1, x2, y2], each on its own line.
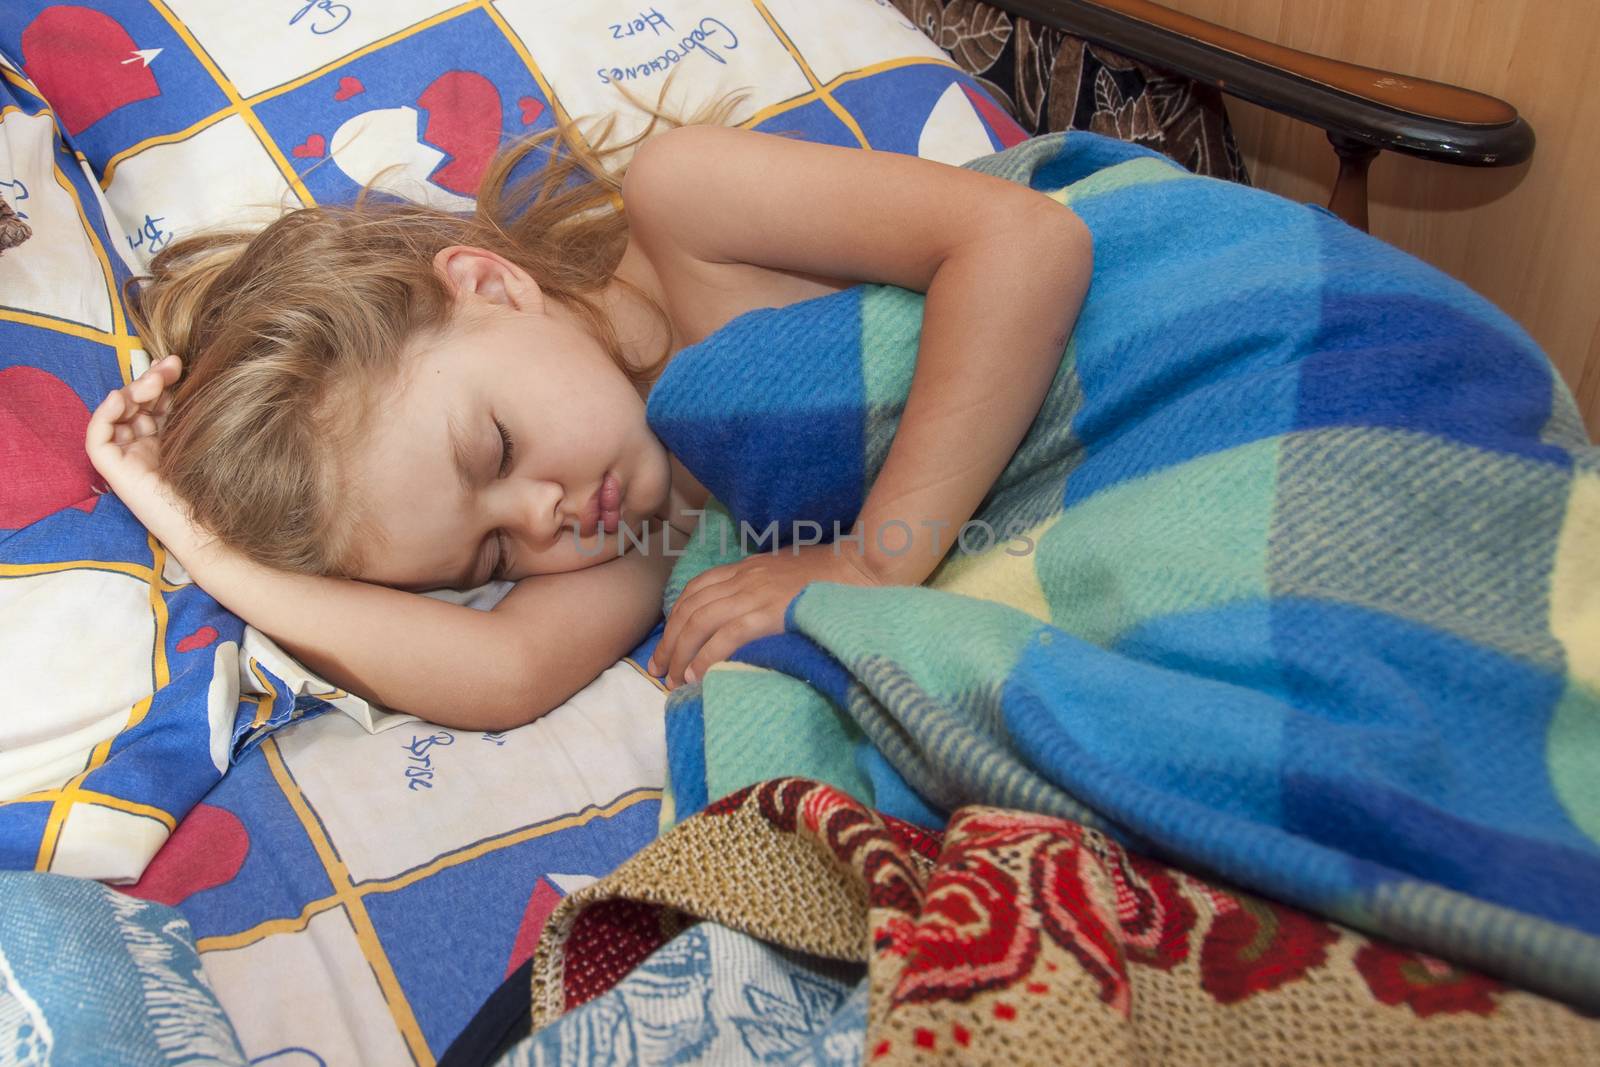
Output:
[505, 478, 566, 545]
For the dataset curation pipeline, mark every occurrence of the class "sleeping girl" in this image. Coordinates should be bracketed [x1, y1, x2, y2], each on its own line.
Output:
[83, 100, 1092, 732]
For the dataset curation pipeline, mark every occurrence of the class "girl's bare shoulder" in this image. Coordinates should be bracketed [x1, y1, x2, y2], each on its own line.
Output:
[620, 125, 1082, 298]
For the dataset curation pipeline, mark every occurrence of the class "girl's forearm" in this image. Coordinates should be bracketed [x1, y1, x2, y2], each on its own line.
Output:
[182, 535, 538, 727]
[856, 211, 1091, 586]
[177, 527, 680, 730]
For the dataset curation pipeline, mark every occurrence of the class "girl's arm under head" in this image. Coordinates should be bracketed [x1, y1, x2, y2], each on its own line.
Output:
[174, 522, 684, 731]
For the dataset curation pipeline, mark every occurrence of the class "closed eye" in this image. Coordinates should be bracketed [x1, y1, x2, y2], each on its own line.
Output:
[495, 417, 514, 477]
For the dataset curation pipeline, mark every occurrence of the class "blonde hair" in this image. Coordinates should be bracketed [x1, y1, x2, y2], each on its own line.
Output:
[128, 83, 748, 578]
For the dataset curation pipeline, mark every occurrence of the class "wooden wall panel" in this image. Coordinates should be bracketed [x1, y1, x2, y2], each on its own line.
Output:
[1157, 0, 1600, 439]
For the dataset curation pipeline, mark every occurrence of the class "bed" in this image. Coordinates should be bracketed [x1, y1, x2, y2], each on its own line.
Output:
[1, 2, 1593, 1065]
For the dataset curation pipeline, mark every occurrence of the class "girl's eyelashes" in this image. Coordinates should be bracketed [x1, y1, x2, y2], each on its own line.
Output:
[495, 416, 514, 477]
[487, 417, 514, 582]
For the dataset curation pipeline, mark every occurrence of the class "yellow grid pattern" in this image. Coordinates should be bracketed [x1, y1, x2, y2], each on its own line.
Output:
[750, 0, 871, 147]
[259, 736, 428, 1064]
[27, 536, 172, 871]
[144, 0, 315, 209]
[197, 786, 663, 954]
[224, 734, 660, 1067]
[0, 102, 141, 380]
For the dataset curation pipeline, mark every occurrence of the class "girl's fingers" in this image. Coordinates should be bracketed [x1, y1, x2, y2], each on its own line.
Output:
[95, 388, 124, 420]
[111, 366, 170, 423]
[662, 593, 751, 687]
[682, 616, 772, 689]
[650, 575, 743, 676]
[92, 364, 178, 451]
[86, 390, 122, 447]
[147, 355, 182, 390]
[113, 386, 139, 422]
[131, 372, 163, 404]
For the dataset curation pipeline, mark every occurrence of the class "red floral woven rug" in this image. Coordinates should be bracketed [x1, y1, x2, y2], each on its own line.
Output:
[531, 779, 1598, 1064]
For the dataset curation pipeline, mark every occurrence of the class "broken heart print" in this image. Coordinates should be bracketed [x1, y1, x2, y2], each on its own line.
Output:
[252, 11, 554, 210]
[317, 69, 519, 207]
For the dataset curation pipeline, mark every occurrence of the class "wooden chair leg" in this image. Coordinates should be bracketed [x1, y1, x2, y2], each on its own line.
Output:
[1327, 132, 1380, 232]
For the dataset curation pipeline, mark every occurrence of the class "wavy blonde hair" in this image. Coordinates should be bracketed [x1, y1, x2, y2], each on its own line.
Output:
[128, 83, 749, 579]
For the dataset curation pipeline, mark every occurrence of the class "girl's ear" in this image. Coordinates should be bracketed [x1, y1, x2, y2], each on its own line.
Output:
[432, 245, 543, 313]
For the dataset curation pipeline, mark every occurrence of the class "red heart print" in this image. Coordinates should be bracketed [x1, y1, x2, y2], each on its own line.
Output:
[518, 96, 545, 126]
[334, 75, 364, 101]
[121, 804, 250, 906]
[21, 6, 161, 136]
[176, 625, 219, 653]
[293, 133, 326, 158]
[0, 366, 100, 529]
[418, 70, 502, 196]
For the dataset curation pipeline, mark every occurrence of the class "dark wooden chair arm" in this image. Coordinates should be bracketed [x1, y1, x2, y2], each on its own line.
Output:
[984, 0, 1535, 229]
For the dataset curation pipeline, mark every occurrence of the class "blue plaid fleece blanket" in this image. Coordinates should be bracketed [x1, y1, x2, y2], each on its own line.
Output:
[642, 132, 1600, 1010]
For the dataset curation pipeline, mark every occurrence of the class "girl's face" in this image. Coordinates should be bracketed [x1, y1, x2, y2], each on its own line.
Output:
[344, 247, 674, 591]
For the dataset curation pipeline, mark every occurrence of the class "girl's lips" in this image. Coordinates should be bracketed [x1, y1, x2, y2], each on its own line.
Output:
[599, 471, 622, 532]
[577, 471, 622, 535]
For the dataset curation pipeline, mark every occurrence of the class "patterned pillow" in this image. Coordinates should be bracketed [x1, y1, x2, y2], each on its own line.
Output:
[892, 0, 1249, 183]
[2, 0, 1030, 267]
[0, 1, 1027, 883]
[0, 64, 261, 883]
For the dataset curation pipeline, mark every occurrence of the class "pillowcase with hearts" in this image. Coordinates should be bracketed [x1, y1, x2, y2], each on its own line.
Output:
[0, 61, 332, 883]
[0, 0, 1025, 267]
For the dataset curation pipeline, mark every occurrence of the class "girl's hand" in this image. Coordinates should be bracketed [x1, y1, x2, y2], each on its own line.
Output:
[646, 540, 882, 690]
[85, 355, 209, 558]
